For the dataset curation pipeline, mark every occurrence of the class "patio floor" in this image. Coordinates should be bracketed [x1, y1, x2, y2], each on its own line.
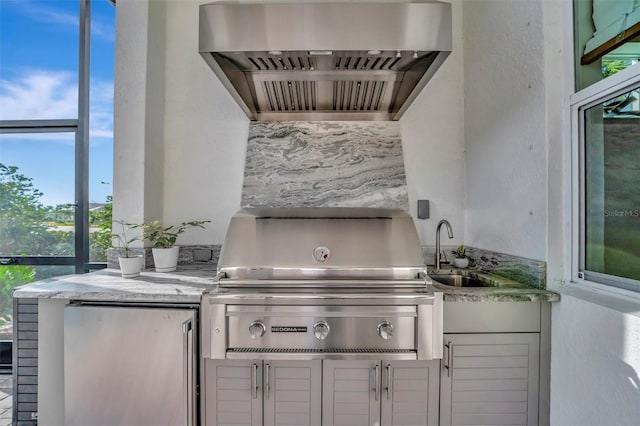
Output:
[0, 374, 12, 426]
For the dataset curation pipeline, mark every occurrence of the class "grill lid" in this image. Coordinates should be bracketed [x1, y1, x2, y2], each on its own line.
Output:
[199, 1, 452, 121]
[218, 208, 426, 280]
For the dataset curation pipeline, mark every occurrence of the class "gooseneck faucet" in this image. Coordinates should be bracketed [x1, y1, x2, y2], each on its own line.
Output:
[435, 219, 454, 270]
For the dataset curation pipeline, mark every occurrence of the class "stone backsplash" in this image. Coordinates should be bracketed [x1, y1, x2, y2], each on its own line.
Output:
[109, 244, 545, 289]
[107, 245, 221, 269]
[242, 121, 408, 209]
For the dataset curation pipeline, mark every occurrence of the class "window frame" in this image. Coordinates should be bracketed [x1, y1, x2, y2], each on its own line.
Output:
[571, 63, 640, 293]
[0, 0, 105, 273]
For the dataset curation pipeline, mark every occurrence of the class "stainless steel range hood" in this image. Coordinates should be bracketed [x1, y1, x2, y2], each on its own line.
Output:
[199, 1, 452, 121]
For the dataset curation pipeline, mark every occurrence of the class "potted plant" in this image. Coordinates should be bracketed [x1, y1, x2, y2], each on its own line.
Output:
[112, 220, 143, 278]
[451, 245, 469, 269]
[141, 220, 210, 272]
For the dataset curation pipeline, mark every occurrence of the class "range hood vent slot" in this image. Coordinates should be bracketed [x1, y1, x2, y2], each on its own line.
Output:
[333, 81, 388, 111]
[262, 81, 317, 112]
[200, 2, 452, 121]
[246, 54, 317, 71]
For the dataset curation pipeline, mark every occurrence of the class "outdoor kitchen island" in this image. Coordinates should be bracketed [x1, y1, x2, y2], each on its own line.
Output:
[13, 265, 558, 426]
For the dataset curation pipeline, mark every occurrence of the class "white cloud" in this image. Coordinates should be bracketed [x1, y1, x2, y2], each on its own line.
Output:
[12, 0, 115, 42]
[26, 3, 78, 27]
[0, 70, 78, 119]
[0, 69, 113, 142]
[89, 79, 114, 142]
[91, 19, 116, 43]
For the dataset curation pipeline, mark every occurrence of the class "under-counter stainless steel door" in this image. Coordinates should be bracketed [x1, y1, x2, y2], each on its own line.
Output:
[64, 305, 197, 426]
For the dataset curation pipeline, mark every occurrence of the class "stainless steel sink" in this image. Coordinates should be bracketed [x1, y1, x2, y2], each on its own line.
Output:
[428, 272, 526, 289]
[429, 274, 488, 288]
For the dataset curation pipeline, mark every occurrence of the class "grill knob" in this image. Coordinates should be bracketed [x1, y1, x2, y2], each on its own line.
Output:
[249, 321, 266, 339]
[377, 321, 394, 340]
[313, 321, 330, 340]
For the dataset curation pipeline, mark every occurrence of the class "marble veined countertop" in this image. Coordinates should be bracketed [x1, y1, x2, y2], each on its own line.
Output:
[13, 265, 559, 303]
[13, 266, 218, 303]
[429, 268, 560, 302]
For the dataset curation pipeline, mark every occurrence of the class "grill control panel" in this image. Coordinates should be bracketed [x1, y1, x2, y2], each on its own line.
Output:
[247, 319, 396, 341]
[227, 305, 416, 352]
[248, 318, 394, 341]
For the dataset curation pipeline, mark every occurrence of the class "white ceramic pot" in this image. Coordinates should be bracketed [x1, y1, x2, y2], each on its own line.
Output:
[118, 256, 142, 278]
[452, 257, 469, 269]
[152, 246, 180, 272]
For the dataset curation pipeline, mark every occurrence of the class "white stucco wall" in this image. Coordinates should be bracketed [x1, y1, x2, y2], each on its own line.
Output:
[459, 1, 640, 424]
[546, 2, 640, 425]
[462, 0, 548, 261]
[161, 0, 249, 244]
[112, 0, 157, 232]
[401, 0, 465, 247]
[551, 290, 640, 425]
[113, 0, 248, 244]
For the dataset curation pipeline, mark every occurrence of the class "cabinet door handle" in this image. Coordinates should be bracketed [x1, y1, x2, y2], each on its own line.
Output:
[374, 364, 380, 401]
[252, 363, 259, 399]
[385, 364, 391, 400]
[265, 363, 271, 400]
[444, 341, 452, 377]
[182, 318, 195, 426]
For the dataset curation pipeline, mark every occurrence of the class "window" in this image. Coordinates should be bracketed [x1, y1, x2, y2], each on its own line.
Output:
[574, 0, 640, 91]
[0, 1, 114, 340]
[573, 0, 640, 292]
[572, 69, 640, 292]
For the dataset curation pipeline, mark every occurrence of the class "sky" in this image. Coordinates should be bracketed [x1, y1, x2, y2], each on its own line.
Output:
[0, 0, 115, 206]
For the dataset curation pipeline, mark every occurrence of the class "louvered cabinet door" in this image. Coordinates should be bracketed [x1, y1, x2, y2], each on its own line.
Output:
[440, 333, 540, 426]
[323, 360, 381, 426]
[204, 359, 263, 426]
[263, 360, 322, 426]
[380, 360, 440, 426]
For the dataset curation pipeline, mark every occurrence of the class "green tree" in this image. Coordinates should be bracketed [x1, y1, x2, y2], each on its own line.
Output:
[0, 163, 73, 256]
[0, 164, 113, 320]
[0, 265, 35, 323]
[90, 196, 113, 262]
[602, 59, 631, 78]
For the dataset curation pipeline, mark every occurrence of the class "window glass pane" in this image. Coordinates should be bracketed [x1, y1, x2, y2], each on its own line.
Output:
[0, 133, 76, 256]
[584, 85, 640, 282]
[0, 0, 80, 119]
[89, 0, 115, 263]
[0, 265, 75, 341]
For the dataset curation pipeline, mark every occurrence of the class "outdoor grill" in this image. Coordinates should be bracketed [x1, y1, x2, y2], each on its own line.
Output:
[201, 208, 443, 361]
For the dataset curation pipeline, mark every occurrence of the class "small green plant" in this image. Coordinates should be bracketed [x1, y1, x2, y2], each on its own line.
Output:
[141, 220, 211, 248]
[112, 220, 142, 258]
[1, 265, 36, 319]
[452, 245, 466, 259]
